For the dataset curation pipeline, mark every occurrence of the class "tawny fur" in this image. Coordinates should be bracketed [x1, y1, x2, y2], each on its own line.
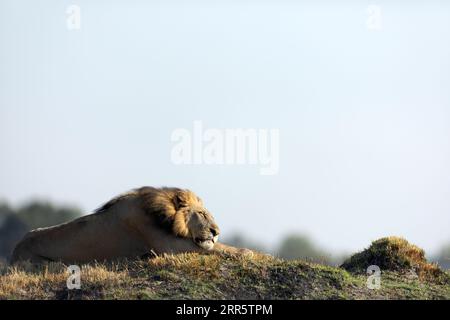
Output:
[11, 187, 250, 264]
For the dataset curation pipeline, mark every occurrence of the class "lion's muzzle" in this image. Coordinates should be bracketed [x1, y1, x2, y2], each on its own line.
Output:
[194, 232, 219, 251]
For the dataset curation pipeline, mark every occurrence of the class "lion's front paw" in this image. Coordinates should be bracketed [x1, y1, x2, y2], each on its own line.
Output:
[222, 247, 254, 259]
[212, 243, 255, 259]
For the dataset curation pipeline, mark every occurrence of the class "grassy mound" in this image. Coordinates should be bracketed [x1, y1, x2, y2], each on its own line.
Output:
[0, 249, 449, 300]
[341, 237, 447, 283]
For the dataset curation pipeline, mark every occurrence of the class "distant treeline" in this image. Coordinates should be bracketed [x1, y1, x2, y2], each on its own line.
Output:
[0, 200, 449, 269]
[224, 233, 450, 270]
[0, 201, 81, 262]
[224, 233, 348, 266]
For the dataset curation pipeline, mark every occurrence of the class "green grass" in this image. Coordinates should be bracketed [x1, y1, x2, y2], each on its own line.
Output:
[1, 251, 449, 300]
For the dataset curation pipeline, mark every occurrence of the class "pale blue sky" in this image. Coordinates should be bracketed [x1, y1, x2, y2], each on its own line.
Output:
[1, 1, 450, 254]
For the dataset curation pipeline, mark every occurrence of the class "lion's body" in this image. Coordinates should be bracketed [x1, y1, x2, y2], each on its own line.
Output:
[11, 187, 243, 264]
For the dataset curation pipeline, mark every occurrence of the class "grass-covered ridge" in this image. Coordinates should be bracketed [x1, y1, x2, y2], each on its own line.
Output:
[341, 236, 448, 284]
[1, 237, 449, 300]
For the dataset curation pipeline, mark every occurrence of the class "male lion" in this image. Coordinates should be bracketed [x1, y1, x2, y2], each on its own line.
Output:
[11, 187, 251, 264]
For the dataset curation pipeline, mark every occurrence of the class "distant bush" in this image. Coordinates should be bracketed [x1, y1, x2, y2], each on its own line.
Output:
[223, 233, 267, 253]
[433, 243, 450, 270]
[0, 204, 28, 262]
[0, 200, 82, 262]
[276, 234, 333, 265]
[16, 201, 82, 230]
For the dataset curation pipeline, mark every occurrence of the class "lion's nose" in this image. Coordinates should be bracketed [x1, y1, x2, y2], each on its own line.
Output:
[210, 227, 219, 237]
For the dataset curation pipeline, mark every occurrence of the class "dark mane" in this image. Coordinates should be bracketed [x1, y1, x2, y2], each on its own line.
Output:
[92, 186, 196, 236]
[138, 187, 179, 231]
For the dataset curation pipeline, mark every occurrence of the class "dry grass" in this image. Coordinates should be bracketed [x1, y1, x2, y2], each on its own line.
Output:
[0, 261, 129, 299]
[1, 240, 449, 300]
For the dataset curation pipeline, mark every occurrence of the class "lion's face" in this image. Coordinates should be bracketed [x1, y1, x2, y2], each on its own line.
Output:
[171, 190, 220, 251]
[180, 206, 220, 250]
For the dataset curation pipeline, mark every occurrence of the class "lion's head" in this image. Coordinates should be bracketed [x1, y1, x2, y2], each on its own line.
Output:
[171, 190, 220, 250]
[177, 206, 220, 250]
[143, 187, 220, 250]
